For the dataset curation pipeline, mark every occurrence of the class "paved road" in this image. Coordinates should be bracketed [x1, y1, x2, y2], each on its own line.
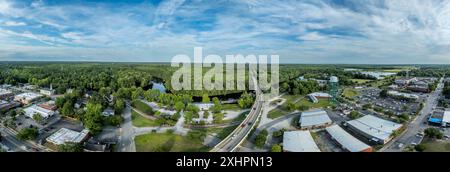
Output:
[0, 125, 46, 152]
[117, 105, 136, 152]
[383, 77, 444, 152]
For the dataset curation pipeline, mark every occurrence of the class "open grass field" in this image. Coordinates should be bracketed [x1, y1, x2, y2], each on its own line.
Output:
[268, 108, 289, 119]
[131, 100, 153, 115]
[206, 126, 238, 140]
[343, 88, 358, 98]
[222, 103, 241, 111]
[350, 79, 372, 84]
[131, 110, 160, 127]
[422, 140, 450, 152]
[135, 132, 208, 152]
[296, 98, 331, 109]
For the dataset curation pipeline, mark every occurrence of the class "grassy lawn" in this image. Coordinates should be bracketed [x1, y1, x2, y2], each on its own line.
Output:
[131, 110, 160, 127]
[343, 88, 358, 98]
[296, 98, 331, 109]
[422, 140, 450, 152]
[223, 110, 249, 123]
[135, 132, 208, 152]
[206, 126, 238, 140]
[268, 108, 289, 119]
[350, 79, 372, 84]
[131, 100, 153, 115]
[222, 103, 241, 111]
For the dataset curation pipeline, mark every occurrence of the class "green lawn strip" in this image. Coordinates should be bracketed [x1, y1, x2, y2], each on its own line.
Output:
[135, 132, 208, 152]
[131, 110, 160, 127]
[422, 140, 450, 152]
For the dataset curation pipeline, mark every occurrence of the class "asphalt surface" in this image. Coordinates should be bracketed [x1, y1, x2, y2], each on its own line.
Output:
[383, 77, 444, 152]
[117, 105, 136, 152]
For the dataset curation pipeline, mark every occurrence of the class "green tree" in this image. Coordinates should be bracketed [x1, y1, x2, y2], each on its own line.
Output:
[271, 144, 282, 152]
[17, 128, 38, 141]
[202, 93, 210, 103]
[414, 144, 426, 152]
[238, 92, 254, 108]
[114, 98, 125, 115]
[174, 101, 185, 112]
[254, 130, 268, 148]
[32, 114, 43, 123]
[348, 111, 361, 119]
[380, 89, 388, 98]
[58, 142, 84, 152]
[83, 103, 104, 134]
[61, 101, 74, 117]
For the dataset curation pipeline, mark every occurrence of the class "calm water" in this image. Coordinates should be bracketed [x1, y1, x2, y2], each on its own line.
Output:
[151, 82, 166, 93]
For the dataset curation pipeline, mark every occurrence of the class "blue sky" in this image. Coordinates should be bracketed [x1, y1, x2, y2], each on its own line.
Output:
[1, 0, 450, 63]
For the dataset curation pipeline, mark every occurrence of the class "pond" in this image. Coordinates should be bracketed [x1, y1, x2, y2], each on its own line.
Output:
[151, 82, 166, 93]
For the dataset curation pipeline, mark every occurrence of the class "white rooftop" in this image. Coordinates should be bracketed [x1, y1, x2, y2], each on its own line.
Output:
[308, 92, 332, 98]
[15, 92, 43, 100]
[0, 88, 12, 95]
[387, 91, 419, 99]
[300, 109, 332, 128]
[46, 128, 89, 145]
[347, 115, 402, 142]
[443, 111, 450, 123]
[326, 125, 371, 152]
[283, 131, 320, 152]
[24, 104, 55, 119]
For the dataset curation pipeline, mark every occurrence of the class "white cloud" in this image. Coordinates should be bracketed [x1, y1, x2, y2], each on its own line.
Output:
[2, 21, 27, 26]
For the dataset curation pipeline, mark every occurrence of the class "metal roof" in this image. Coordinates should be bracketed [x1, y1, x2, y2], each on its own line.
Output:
[283, 131, 320, 152]
[300, 109, 332, 128]
[326, 125, 371, 152]
[347, 115, 402, 142]
[443, 111, 450, 123]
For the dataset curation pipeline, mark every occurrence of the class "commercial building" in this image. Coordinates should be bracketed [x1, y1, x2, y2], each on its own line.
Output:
[299, 109, 332, 129]
[40, 89, 55, 96]
[325, 125, 373, 152]
[282, 131, 320, 152]
[0, 88, 13, 99]
[394, 77, 417, 86]
[308, 92, 332, 99]
[442, 111, 450, 127]
[14, 92, 43, 105]
[46, 128, 89, 145]
[0, 100, 20, 112]
[38, 101, 57, 111]
[428, 111, 444, 125]
[24, 104, 55, 119]
[387, 91, 419, 100]
[346, 115, 402, 144]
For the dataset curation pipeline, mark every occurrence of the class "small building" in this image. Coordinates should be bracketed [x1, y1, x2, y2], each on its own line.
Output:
[428, 111, 444, 125]
[24, 104, 55, 119]
[325, 125, 373, 152]
[308, 92, 332, 99]
[387, 91, 419, 100]
[394, 77, 417, 86]
[407, 85, 430, 93]
[442, 111, 450, 127]
[193, 103, 214, 111]
[0, 100, 20, 112]
[40, 89, 55, 96]
[308, 94, 318, 103]
[282, 131, 320, 152]
[0, 88, 13, 99]
[38, 101, 57, 111]
[14, 92, 44, 105]
[299, 109, 332, 129]
[346, 115, 402, 144]
[46, 128, 89, 145]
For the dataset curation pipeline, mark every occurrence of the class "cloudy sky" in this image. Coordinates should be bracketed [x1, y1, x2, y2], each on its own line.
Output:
[0, 0, 450, 64]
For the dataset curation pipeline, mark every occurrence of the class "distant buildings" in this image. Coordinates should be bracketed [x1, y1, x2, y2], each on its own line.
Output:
[387, 91, 419, 100]
[14, 92, 43, 105]
[299, 109, 332, 129]
[282, 131, 320, 152]
[345, 115, 403, 144]
[46, 128, 89, 145]
[0, 100, 20, 112]
[325, 125, 373, 152]
[395, 77, 417, 86]
[308, 94, 318, 103]
[38, 101, 57, 111]
[40, 89, 55, 96]
[23, 104, 55, 119]
[0, 88, 13, 99]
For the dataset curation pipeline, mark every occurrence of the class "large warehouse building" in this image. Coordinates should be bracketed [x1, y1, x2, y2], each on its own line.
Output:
[325, 125, 373, 152]
[46, 128, 89, 145]
[299, 109, 332, 129]
[14, 92, 43, 105]
[346, 115, 402, 144]
[283, 131, 320, 152]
